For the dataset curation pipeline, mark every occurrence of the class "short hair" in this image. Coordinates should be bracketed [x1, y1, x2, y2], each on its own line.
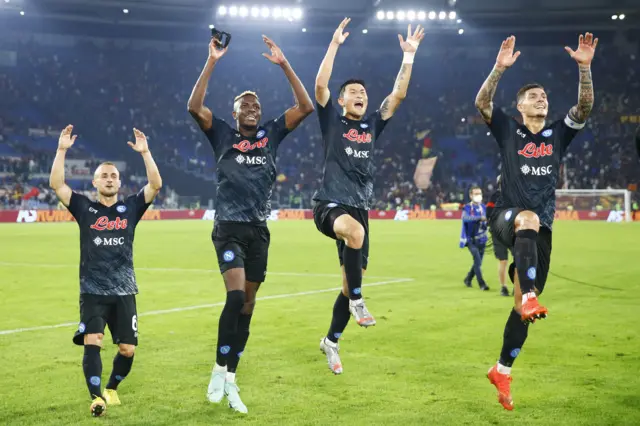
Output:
[516, 83, 545, 104]
[339, 79, 366, 98]
[469, 185, 482, 195]
[94, 162, 119, 177]
[233, 91, 259, 103]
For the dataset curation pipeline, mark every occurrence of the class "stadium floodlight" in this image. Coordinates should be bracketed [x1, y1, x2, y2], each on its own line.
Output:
[261, 7, 269, 17]
[417, 11, 426, 20]
[20, 10, 24, 15]
[449, 11, 456, 20]
[229, 6, 238, 16]
[292, 8, 302, 19]
[619, 14, 626, 20]
[302, 27, 307, 32]
[459, 28, 464, 34]
[386, 11, 394, 20]
[209, 24, 214, 29]
[239, 6, 248, 17]
[282, 8, 291, 19]
[273, 7, 282, 18]
[376, 10, 385, 20]
[218, 5, 227, 16]
[397, 11, 406, 21]
[407, 10, 416, 21]
[362, 28, 368, 34]
[123, 8, 129, 14]
[428, 11, 436, 20]
[457, 18, 462, 23]
[251, 7, 259, 17]
[611, 14, 618, 20]
[438, 11, 446, 20]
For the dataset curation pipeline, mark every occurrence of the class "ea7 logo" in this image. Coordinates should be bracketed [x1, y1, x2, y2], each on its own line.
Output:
[89, 207, 98, 214]
[516, 128, 527, 139]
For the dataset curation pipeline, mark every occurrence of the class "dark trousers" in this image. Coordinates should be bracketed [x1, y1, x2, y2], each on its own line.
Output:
[466, 241, 486, 285]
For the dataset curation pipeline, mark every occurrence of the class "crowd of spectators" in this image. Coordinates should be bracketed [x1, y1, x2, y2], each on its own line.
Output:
[1, 32, 638, 210]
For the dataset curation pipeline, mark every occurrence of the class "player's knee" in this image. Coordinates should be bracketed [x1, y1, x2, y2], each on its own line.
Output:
[84, 333, 104, 346]
[118, 344, 135, 358]
[515, 210, 540, 232]
[226, 289, 246, 311]
[241, 299, 256, 315]
[346, 223, 365, 249]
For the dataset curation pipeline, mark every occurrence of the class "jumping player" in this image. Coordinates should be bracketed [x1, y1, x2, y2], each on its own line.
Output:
[187, 35, 313, 412]
[487, 175, 511, 297]
[50, 125, 162, 417]
[475, 33, 597, 409]
[313, 19, 424, 374]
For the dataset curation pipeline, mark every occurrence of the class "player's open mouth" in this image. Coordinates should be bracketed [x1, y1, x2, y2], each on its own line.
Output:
[246, 115, 256, 120]
[354, 102, 364, 108]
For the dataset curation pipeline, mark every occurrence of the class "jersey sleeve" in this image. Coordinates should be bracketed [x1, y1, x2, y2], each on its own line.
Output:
[203, 114, 233, 153]
[265, 113, 290, 152]
[66, 192, 91, 222]
[370, 110, 391, 139]
[316, 96, 340, 135]
[486, 106, 516, 149]
[128, 189, 152, 224]
[556, 114, 586, 154]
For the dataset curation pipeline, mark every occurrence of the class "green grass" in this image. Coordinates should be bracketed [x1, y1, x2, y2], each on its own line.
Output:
[0, 220, 639, 425]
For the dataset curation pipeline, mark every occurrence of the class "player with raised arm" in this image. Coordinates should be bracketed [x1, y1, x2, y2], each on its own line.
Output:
[475, 33, 597, 410]
[50, 126, 161, 417]
[187, 35, 313, 413]
[313, 19, 424, 375]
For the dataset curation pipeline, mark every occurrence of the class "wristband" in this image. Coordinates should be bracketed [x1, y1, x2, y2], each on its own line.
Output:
[403, 52, 415, 64]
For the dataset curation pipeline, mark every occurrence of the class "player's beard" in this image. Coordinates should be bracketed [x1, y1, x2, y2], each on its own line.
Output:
[99, 187, 119, 198]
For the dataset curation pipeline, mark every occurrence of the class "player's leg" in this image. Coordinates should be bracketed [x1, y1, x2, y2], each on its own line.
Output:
[73, 295, 109, 417]
[477, 243, 489, 290]
[464, 245, 475, 287]
[512, 210, 547, 322]
[104, 295, 138, 406]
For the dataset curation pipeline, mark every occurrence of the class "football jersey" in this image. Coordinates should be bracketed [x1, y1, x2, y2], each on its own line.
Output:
[204, 114, 290, 223]
[66, 190, 151, 295]
[487, 106, 585, 229]
[313, 97, 390, 210]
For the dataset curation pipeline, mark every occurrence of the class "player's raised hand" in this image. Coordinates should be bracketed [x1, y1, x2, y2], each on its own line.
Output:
[495, 36, 521, 69]
[565, 33, 598, 65]
[208, 37, 228, 61]
[398, 24, 425, 53]
[127, 128, 150, 154]
[58, 125, 77, 151]
[261, 35, 287, 65]
[331, 17, 351, 45]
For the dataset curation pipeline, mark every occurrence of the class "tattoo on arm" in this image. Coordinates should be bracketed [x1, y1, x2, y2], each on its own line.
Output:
[380, 97, 391, 117]
[392, 64, 411, 95]
[475, 67, 505, 121]
[569, 65, 594, 123]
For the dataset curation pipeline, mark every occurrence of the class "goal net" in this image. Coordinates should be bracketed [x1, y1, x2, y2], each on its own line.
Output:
[555, 189, 632, 222]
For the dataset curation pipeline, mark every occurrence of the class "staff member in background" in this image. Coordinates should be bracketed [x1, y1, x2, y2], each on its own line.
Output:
[460, 186, 490, 291]
[487, 175, 511, 297]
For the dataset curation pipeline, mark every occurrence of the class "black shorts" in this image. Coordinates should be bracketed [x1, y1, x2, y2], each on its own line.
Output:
[212, 221, 270, 283]
[489, 208, 553, 294]
[492, 238, 509, 261]
[73, 294, 138, 346]
[313, 201, 370, 269]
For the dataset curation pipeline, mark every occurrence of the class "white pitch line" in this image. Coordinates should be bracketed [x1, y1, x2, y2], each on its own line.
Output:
[0, 262, 406, 280]
[0, 278, 414, 336]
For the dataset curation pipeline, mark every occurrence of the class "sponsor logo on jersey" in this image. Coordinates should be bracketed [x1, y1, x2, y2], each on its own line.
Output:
[516, 128, 527, 139]
[542, 129, 553, 137]
[342, 129, 372, 143]
[520, 165, 553, 176]
[116, 205, 127, 213]
[93, 236, 126, 246]
[233, 137, 269, 152]
[90, 216, 128, 231]
[89, 207, 98, 214]
[235, 154, 267, 165]
[345, 146, 369, 158]
[517, 142, 553, 158]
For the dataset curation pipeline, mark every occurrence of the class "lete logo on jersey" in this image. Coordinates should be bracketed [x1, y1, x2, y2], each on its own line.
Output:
[233, 137, 269, 153]
[90, 216, 128, 231]
[518, 142, 553, 158]
[343, 129, 372, 144]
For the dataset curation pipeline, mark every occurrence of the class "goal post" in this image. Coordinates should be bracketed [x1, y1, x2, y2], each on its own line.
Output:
[555, 189, 632, 222]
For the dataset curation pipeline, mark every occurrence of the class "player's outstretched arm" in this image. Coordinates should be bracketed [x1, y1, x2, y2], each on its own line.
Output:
[49, 124, 76, 206]
[565, 33, 597, 124]
[187, 38, 228, 131]
[261, 35, 314, 131]
[315, 18, 350, 107]
[379, 24, 424, 121]
[127, 128, 163, 204]
[475, 36, 521, 123]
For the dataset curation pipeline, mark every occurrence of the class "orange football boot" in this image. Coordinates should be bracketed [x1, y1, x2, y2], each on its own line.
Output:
[487, 364, 514, 410]
[520, 292, 548, 323]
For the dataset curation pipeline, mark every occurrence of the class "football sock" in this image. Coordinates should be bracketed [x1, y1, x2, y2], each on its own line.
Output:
[83, 345, 103, 399]
[216, 290, 245, 367]
[106, 353, 134, 390]
[499, 309, 530, 368]
[343, 246, 363, 300]
[327, 292, 350, 343]
[514, 230, 538, 294]
[227, 313, 253, 373]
